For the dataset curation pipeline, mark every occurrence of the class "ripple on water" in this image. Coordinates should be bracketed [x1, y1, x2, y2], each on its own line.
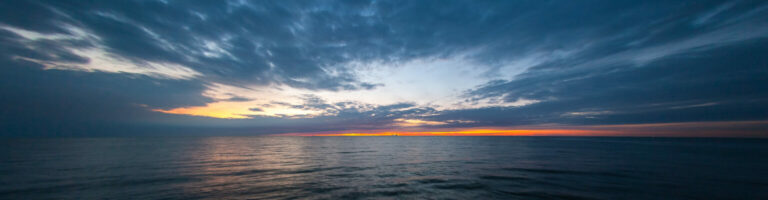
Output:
[496, 190, 593, 200]
[432, 182, 488, 190]
[478, 175, 531, 181]
[1, 137, 766, 199]
[413, 178, 449, 184]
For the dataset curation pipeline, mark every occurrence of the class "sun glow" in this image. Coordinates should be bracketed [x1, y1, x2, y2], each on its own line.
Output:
[148, 55, 547, 120]
[282, 129, 618, 136]
[392, 118, 448, 127]
[153, 101, 321, 119]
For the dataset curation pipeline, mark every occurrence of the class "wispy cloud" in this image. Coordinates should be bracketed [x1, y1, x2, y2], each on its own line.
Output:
[1, 0, 767, 136]
[2, 25, 201, 80]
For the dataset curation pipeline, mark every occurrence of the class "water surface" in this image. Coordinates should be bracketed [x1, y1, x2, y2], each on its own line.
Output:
[1, 137, 767, 199]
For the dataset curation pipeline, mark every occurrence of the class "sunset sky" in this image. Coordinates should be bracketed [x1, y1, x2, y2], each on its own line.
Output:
[1, 0, 767, 136]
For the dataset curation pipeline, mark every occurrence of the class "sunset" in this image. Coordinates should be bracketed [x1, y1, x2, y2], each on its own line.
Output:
[1, 0, 767, 199]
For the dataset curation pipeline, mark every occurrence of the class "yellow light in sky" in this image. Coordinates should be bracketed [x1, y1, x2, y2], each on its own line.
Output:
[393, 118, 448, 127]
[153, 101, 256, 119]
[153, 101, 321, 119]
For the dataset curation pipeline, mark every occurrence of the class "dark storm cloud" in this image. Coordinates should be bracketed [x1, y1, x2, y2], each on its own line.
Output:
[1, 0, 767, 136]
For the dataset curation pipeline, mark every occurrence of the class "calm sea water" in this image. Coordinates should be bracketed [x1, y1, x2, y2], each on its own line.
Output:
[1, 137, 767, 199]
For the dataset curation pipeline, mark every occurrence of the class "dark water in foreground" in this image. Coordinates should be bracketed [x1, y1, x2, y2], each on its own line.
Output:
[1, 137, 767, 200]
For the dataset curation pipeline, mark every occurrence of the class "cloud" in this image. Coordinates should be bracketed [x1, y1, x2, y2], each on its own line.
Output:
[1, 0, 767, 136]
[1, 25, 201, 80]
[452, 1, 768, 129]
[692, 1, 736, 26]
[392, 118, 448, 127]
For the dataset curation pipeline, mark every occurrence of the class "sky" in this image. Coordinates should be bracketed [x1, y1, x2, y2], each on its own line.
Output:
[1, 0, 767, 137]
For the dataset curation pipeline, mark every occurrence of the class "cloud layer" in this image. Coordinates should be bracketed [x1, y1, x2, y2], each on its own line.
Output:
[1, 0, 767, 136]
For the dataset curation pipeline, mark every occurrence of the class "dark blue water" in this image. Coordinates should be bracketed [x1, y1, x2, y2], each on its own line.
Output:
[1, 137, 767, 199]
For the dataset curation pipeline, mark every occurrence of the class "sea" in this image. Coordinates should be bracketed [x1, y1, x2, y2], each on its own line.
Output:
[1, 136, 767, 199]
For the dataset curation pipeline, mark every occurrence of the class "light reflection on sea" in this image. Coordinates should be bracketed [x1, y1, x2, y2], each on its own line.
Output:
[1, 136, 767, 199]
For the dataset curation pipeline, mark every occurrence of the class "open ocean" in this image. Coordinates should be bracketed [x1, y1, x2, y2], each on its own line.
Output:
[1, 137, 767, 199]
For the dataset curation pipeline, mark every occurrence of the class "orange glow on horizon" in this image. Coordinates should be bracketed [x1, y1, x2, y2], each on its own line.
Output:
[281, 129, 618, 136]
[278, 120, 768, 137]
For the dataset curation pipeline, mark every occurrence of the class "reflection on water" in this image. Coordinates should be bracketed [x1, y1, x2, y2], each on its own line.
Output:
[1, 137, 767, 199]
